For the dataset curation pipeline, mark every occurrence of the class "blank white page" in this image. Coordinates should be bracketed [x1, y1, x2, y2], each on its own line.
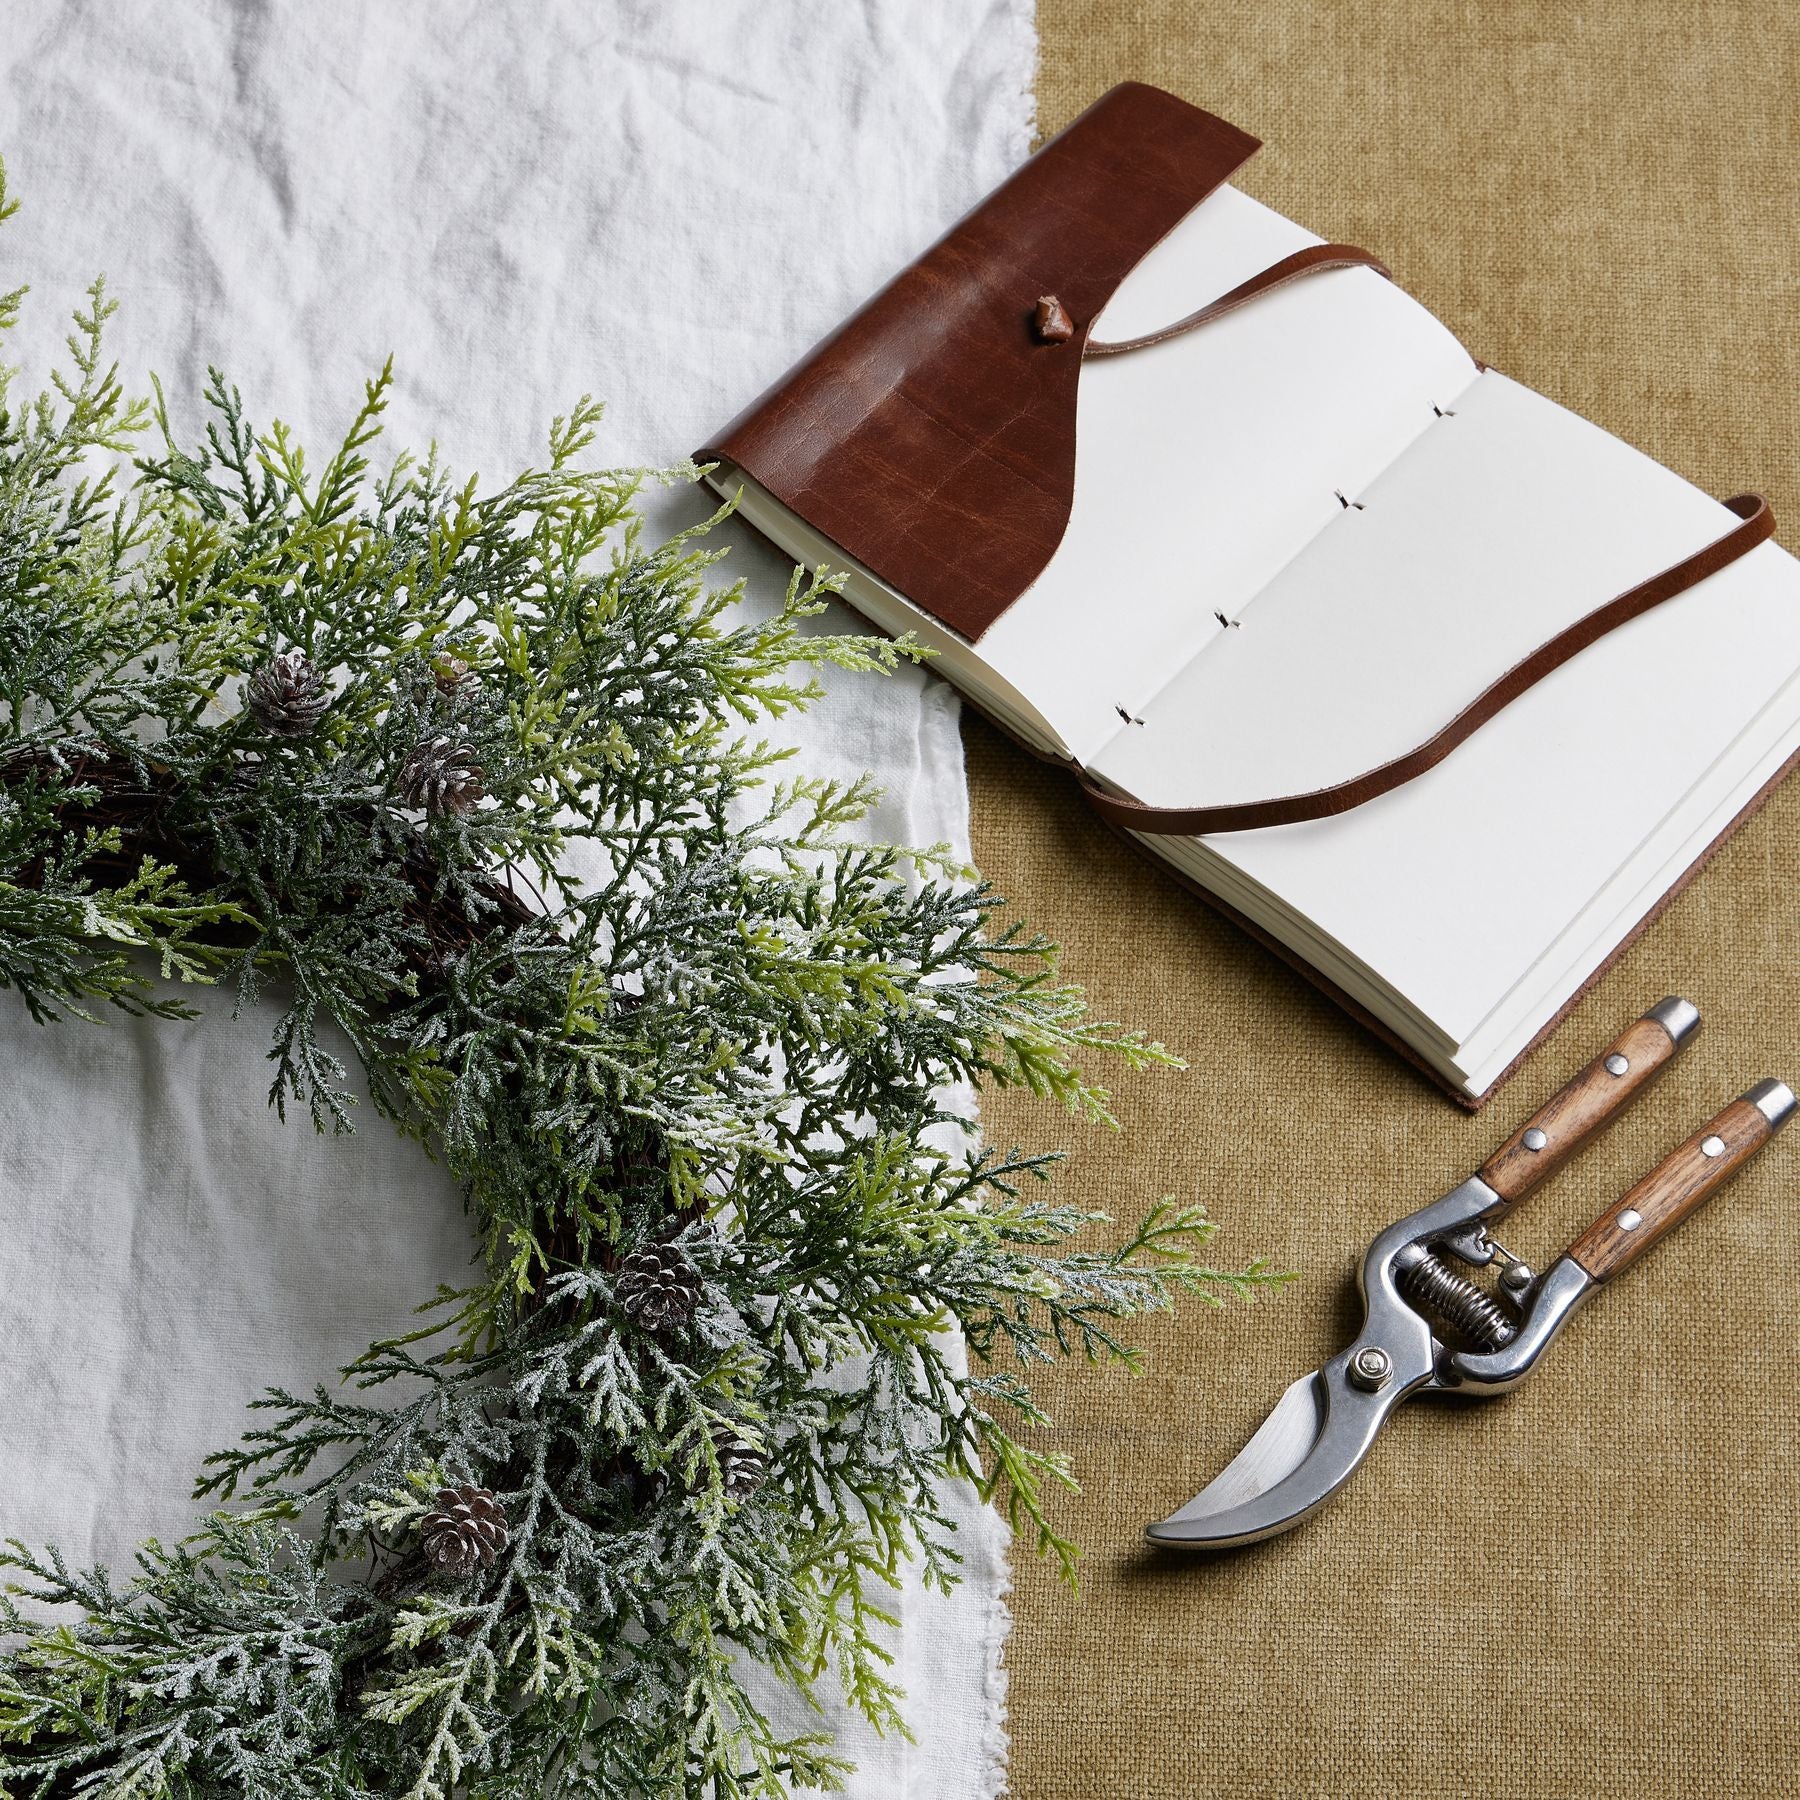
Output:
[976, 185, 1479, 766]
[1092, 371, 1758, 804]
[1455, 656, 1800, 1086]
[1102, 371, 1800, 1042]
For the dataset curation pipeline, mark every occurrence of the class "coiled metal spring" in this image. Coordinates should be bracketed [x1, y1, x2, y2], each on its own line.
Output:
[1396, 1247, 1517, 1351]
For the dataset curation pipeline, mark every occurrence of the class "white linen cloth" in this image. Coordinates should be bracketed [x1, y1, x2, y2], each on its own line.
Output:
[0, 4, 1033, 1792]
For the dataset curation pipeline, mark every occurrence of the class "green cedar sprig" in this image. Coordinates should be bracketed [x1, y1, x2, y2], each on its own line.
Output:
[0, 157, 1285, 1800]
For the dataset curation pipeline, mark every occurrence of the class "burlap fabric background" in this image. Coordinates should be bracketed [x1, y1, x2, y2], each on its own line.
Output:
[977, 4, 1800, 1795]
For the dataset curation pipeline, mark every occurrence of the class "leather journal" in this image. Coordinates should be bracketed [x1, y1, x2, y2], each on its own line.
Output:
[697, 82, 1800, 1107]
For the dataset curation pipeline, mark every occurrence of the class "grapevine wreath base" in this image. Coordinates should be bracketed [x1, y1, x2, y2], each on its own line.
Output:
[0, 171, 1274, 1800]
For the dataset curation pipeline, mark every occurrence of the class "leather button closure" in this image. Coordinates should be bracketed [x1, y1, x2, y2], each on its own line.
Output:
[1032, 294, 1075, 343]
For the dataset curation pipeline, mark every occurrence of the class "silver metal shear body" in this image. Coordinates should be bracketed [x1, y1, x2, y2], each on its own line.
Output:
[1148, 998, 1794, 1549]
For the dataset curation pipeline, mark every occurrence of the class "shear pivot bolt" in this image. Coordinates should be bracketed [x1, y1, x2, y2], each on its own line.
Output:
[1605, 1053, 1630, 1077]
[1523, 1127, 1548, 1152]
[1349, 1347, 1393, 1392]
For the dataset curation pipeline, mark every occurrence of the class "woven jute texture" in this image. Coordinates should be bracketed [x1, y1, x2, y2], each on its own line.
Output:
[976, 5, 1800, 1795]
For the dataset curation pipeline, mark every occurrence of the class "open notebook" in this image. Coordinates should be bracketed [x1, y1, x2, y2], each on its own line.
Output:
[698, 84, 1800, 1105]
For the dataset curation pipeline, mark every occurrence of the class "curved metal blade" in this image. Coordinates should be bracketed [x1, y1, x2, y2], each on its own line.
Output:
[1146, 1335, 1435, 1550]
[1154, 1371, 1326, 1526]
[1149, 1173, 1499, 1550]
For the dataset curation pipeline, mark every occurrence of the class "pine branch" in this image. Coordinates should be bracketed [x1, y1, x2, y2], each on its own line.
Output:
[0, 196, 1283, 1800]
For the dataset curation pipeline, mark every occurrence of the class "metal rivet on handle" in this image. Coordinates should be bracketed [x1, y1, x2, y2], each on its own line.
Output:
[1701, 1135, 1726, 1159]
[1617, 1208, 1643, 1232]
[1523, 1127, 1548, 1152]
[1605, 1053, 1630, 1077]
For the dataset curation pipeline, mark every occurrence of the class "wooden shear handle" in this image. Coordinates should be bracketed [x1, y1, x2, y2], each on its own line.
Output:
[1479, 998, 1700, 1211]
[1567, 1083, 1795, 1281]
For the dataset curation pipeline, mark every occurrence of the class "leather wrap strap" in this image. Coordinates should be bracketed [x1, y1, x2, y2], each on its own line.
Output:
[1084, 243, 1392, 358]
[1081, 492, 1775, 836]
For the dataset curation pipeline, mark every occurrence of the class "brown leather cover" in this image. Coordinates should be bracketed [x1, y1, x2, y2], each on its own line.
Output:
[695, 83, 1259, 641]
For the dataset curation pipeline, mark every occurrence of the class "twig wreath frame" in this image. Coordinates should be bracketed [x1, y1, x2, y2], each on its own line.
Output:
[0, 165, 1275, 1799]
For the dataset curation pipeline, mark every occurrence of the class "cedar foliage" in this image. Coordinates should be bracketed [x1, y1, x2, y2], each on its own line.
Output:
[0, 161, 1279, 1798]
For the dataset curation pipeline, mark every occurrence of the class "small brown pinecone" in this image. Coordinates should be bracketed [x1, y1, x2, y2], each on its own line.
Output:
[432, 654, 473, 699]
[632, 1428, 765, 1510]
[398, 733, 485, 816]
[714, 1428, 767, 1503]
[616, 1240, 704, 1336]
[247, 649, 329, 737]
[421, 1483, 509, 1577]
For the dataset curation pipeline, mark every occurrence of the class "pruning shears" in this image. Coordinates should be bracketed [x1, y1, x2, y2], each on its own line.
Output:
[1148, 998, 1793, 1550]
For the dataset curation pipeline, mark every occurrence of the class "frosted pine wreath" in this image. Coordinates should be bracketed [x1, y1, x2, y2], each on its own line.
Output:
[0, 170, 1276, 1800]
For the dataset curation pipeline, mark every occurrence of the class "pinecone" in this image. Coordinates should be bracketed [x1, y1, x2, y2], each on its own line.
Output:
[420, 1483, 509, 1577]
[246, 649, 328, 737]
[631, 1428, 764, 1511]
[432, 653, 474, 699]
[616, 1240, 703, 1335]
[397, 733, 485, 815]
[714, 1427, 767, 1503]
